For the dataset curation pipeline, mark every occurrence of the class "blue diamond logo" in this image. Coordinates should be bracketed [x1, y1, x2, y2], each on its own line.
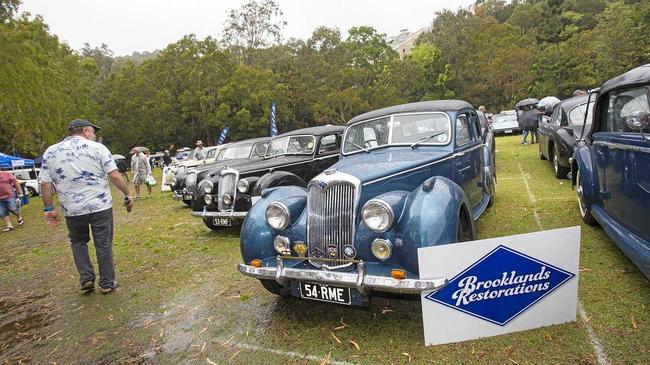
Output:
[424, 245, 575, 326]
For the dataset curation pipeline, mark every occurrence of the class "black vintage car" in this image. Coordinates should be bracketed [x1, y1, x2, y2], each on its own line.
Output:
[172, 138, 269, 205]
[538, 95, 593, 178]
[191, 125, 345, 230]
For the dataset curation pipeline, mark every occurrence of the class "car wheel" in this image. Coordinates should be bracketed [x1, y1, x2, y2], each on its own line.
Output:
[456, 208, 473, 242]
[259, 279, 291, 298]
[552, 146, 570, 179]
[26, 187, 37, 197]
[576, 170, 597, 226]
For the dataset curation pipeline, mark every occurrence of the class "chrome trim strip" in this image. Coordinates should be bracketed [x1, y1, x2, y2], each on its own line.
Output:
[363, 143, 483, 186]
[191, 209, 248, 218]
[237, 262, 448, 294]
[593, 140, 650, 153]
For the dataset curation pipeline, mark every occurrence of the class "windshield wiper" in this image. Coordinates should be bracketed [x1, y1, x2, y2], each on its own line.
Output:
[410, 132, 446, 149]
[348, 141, 370, 153]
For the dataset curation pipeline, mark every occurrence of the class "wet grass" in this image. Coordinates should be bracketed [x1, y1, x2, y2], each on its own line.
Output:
[0, 136, 648, 364]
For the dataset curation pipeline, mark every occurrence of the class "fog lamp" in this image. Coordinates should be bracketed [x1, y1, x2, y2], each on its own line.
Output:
[222, 193, 232, 206]
[371, 239, 392, 261]
[204, 194, 213, 205]
[273, 235, 291, 255]
[250, 259, 263, 268]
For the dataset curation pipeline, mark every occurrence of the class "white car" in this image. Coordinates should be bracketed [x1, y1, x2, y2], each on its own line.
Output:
[10, 168, 41, 196]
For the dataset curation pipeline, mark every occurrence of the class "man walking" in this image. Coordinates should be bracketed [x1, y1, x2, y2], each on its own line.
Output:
[131, 147, 151, 198]
[0, 170, 25, 232]
[40, 119, 134, 294]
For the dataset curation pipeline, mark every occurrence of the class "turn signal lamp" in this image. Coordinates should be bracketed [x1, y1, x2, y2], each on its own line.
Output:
[251, 259, 263, 268]
[391, 269, 407, 280]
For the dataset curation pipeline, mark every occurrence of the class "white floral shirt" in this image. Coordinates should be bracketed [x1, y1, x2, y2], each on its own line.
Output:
[40, 136, 117, 217]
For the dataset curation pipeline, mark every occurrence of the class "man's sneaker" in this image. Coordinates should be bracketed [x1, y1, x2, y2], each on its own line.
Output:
[81, 281, 95, 293]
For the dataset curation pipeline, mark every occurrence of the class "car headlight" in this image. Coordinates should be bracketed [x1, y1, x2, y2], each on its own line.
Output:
[371, 239, 392, 261]
[237, 179, 249, 194]
[204, 194, 213, 205]
[361, 199, 394, 232]
[266, 202, 290, 230]
[204, 180, 214, 193]
[273, 235, 291, 255]
[222, 193, 232, 206]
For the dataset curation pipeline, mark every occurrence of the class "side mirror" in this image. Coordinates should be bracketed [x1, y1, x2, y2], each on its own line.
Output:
[625, 111, 650, 131]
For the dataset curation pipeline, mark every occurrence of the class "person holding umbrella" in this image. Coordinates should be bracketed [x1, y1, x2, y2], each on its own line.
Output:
[515, 98, 540, 145]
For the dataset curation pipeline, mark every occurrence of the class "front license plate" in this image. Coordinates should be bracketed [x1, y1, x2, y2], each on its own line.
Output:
[299, 282, 351, 305]
[213, 217, 231, 226]
[505, 129, 513, 134]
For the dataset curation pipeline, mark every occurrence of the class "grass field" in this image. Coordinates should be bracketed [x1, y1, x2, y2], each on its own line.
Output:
[1, 135, 648, 364]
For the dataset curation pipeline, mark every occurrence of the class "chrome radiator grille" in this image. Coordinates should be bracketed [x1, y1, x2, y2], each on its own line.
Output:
[307, 181, 357, 268]
[185, 172, 197, 192]
[218, 169, 238, 211]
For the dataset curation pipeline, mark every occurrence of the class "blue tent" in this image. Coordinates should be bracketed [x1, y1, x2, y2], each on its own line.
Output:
[0, 152, 35, 169]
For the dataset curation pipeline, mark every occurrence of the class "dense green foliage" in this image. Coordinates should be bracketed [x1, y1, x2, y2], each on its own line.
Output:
[1, 0, 648, 157]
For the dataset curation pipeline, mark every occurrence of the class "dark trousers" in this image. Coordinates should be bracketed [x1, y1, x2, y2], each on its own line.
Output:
[65, 208, 115, 289]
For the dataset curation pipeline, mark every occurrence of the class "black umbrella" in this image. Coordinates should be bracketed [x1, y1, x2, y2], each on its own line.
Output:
[515, 98, 540, 108]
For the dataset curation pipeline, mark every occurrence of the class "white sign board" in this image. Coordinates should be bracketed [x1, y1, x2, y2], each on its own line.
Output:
[419, 226, 580, 346]
[11, 159, 25, 168]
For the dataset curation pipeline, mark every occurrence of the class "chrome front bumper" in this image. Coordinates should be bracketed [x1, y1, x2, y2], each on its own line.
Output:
[238, 257, 448, 294]
[191, 207, 248, 219]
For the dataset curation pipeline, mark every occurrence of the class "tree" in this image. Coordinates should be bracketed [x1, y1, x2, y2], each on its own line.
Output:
[221, 0, 286, 64]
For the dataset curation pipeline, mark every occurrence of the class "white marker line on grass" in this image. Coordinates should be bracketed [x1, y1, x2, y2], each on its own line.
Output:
[228, 342, 356, 365]
[517, 162, 609, 365]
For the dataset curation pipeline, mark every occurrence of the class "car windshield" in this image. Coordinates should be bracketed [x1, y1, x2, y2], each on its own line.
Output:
[250, 142, 267, 158]
[265, 135, 315, 157]
[492, 115, 517, 124]
[216, 145, 252, 161]
[343, 112, 451, 153]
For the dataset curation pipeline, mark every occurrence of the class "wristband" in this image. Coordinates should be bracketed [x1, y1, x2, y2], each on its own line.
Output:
[43, 205, 54, 212]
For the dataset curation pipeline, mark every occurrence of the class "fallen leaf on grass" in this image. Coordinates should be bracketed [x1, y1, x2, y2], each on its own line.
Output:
[508, 358, 519, 364]
[401, 353, 412, 362]
[349, 340, 360, 351]
[46, 330, 63, 340]
[631, 316, 638, 329]
[201, 342, 206, 353]
[206, 358, 218, 365]
[381, 307, 394, 314]
[579, 267, 592, 272]
[159, 328, 164, 338]
[198, 326, 208, 335]
[319, 351, 332, 365]
[108, 314, 113, 321]
[331, 332, 341, 344]
[220, 336, 233, 347]
[72, 305, 84, 312]
[504, 346, 514, 358]
[333, 317, 350, 330]
[229, 349, 243, 361]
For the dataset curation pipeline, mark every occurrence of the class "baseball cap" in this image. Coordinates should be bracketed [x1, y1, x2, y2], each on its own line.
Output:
[68, 119, 101, 132]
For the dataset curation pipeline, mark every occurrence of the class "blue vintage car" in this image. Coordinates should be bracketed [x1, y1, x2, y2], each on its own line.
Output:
[572, 64, 650, 279]
[237, 100, 496, 306]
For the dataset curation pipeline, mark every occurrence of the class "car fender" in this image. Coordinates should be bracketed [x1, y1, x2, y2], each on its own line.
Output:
[396, 176, 474, 274]
[241, 186, 308, 264]
[482, 142, 496, 195]
[252, 171, 308, 196]
[571, 143, 596, 204]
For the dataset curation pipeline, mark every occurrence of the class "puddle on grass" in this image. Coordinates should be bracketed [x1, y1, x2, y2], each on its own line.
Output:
[0, 292, 53, 362]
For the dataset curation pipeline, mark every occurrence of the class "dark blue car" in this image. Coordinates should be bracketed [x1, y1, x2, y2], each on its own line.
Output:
[572, 64, 650, 278]
[237, 100, 496, 306]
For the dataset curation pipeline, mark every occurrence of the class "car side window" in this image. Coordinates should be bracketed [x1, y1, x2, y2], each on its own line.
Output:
[318, 134, 339, 154]
[568, 106, 584, 126]
[470, 112, 482, 139]
[455, 114, 472, 146]
[550, 106, 562, 125]
[603, 87, 650, 133]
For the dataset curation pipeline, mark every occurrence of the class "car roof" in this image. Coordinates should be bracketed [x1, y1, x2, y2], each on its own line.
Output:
[274, 125, 345, 138]
[223, 137, 270, 148]
[347, 100, 474, 125]
[558, 94, 589, 113]
[600, 64, 650, 94]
